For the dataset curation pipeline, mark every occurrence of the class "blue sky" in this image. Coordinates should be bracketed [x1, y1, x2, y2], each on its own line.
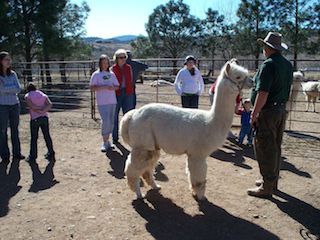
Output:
[71, 0, 241, 38]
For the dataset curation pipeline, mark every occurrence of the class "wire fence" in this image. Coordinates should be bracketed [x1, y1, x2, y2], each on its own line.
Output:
[12, 58, 320, 136]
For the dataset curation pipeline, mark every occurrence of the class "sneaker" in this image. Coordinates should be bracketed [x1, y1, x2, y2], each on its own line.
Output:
[101, 143, 107, 152]
[101, 142, 112, 152]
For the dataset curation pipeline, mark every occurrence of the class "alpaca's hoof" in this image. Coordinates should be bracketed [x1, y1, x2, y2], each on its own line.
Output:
[192, 193, 207, 202]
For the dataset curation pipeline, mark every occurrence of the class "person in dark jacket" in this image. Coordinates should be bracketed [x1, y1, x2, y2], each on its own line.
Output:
[248, 32, 293, 198]
[126, 50, 148, 108]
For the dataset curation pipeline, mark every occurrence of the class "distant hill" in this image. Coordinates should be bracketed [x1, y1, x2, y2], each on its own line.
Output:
[83, 35, 138, 44]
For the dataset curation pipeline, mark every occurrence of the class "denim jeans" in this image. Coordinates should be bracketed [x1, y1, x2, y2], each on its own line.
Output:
[29, 116, 54, 160]
[112, 88, 134, 141]
[181, 95, 199, 108]
[0, 104, 21, 159]
[133, 87, 137, 109]
[239, 125, 253, 144]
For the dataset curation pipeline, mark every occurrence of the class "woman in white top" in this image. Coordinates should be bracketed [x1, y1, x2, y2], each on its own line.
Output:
[174, 55, 204, 108]
[90, 55, 119, 152]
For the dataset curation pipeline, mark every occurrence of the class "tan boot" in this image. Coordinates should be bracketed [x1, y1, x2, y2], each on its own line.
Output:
[255, 179, 278, 191]
[247, 185, 273, 198]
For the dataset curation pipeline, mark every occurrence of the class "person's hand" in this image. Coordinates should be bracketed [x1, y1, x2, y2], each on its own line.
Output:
[34, 109, 44, 114]
[251, 112, 259, 128]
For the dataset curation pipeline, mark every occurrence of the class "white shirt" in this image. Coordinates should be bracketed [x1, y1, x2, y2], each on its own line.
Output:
[174, 67, 204, 96]
[90, 70, 119, 105]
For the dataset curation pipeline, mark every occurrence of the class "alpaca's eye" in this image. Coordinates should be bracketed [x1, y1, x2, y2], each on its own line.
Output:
[236, 76, 241, 80]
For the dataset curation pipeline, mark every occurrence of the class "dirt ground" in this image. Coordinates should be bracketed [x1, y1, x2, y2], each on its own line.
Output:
[0, 109, 319, 240]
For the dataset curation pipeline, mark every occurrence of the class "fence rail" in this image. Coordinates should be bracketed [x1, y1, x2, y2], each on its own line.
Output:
[12, 58, 320, 136]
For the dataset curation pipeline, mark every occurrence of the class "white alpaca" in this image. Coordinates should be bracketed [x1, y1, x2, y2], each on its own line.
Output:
[150, 80, 174, 87]
[301, 81, 320, 112]
[120, 60, 251, 200]
[286, 71, 304, 113]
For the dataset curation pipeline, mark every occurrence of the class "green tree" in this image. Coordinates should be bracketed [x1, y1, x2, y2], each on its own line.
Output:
[146, 0, 201, 71]
[5, 0, 41, 81]
[305, 2, 320, 55]
[236, 0, 268, 69]
[200, 8, 225, 75]
[0, 1, 13, 52]
[267, 0, 314, 70]
[0, 0, 90, 82]
[130, 35, 157, 58]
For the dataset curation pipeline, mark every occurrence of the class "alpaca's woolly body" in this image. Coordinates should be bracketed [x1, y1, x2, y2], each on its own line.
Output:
[301, 81, 320, 112]
[287, 71, 304, 113]
[120, 61, 250, 199]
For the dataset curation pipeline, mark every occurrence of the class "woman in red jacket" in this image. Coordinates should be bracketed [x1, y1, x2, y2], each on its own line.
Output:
[111, 49, 134, 143]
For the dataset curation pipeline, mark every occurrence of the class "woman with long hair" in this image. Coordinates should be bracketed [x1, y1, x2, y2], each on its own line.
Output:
[90, 54, 119, 152]
[0, 51, 25, 163]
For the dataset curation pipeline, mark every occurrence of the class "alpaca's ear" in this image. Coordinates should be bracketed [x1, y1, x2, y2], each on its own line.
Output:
[225, 63, 231, 75]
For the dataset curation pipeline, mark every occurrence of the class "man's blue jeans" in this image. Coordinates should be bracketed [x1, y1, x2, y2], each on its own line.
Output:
[112, 89, 134, 141]
[0, 104, 21, 160]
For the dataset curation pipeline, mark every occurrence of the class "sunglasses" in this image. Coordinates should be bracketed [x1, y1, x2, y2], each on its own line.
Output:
[118, 56, 126, 59]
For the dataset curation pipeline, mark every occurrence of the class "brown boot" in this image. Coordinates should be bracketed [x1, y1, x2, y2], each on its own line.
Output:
[247, 185, 273, 198]
[255, 179, 278, 191]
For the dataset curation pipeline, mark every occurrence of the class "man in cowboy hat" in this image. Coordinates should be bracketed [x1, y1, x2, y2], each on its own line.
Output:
[248, 32, 293, 198]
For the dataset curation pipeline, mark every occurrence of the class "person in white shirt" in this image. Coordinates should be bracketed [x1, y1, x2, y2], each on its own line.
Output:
[90, 55, 119, 152]
[174, 55, 204, 108]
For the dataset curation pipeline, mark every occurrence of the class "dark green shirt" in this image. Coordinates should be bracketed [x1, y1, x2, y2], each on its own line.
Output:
[251, 53, 293, 106]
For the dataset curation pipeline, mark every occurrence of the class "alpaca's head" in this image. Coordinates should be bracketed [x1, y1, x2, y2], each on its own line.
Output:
[221, 59, 252, 91]
[293, 71, 304, 82]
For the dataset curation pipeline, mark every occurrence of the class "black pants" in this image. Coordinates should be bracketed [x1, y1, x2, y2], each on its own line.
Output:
[29, 116, 54, 160]
[181, 95, 199, 108]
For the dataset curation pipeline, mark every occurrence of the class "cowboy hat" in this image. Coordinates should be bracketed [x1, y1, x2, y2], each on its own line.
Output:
[257, 32, 288, 51]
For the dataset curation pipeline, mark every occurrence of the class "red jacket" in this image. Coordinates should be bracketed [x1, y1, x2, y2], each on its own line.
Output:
[112, 64, 134, 96]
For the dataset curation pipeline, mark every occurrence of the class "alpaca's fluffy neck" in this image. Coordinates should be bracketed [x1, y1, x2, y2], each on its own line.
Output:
[208, 77, 238, 137]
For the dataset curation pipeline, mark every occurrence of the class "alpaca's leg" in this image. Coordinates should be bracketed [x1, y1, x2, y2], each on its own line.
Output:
[312, 97, 316, 112]
[125, 153, 143, 199]
[306, 95, 311, 112]
[125, 148, 151, 199]
[186, 155, 207, 200]
[142, 150, 161, 190]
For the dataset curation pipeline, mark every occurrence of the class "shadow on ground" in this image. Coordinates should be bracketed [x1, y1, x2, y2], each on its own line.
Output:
[106, 144, 169, 182]
[210, 139, 312, 178]
[281, 157, 312, 178]
[106, 143, 129, 179]
[0, 159, 22, 217]
[28, 159, 59, 193]
[272, 190, 320, 240]
[210, 138, 254, 169]
[132, 190, 279, 240]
